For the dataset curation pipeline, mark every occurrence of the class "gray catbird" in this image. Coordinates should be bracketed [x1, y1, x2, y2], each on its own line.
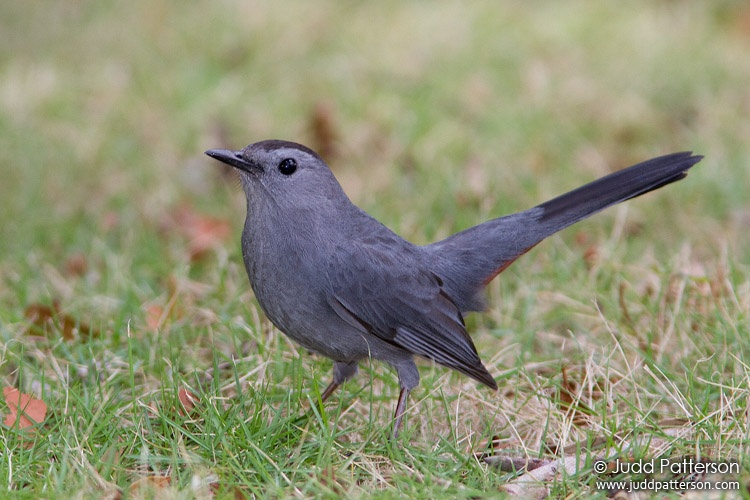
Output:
[206, 141, 701, 437]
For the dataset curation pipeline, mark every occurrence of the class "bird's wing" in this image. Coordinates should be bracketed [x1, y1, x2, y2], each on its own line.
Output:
[326, 241, 497, 389]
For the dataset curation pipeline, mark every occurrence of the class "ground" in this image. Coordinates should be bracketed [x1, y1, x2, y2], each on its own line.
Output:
[0, 1, 748, 497]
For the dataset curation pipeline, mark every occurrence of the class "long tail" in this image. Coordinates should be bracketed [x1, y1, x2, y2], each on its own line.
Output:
[426, 152, 703, 312]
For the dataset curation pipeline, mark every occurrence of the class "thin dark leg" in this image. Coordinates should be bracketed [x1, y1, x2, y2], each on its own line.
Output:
[392, 388, 410, 438]
[320, 380, 339, 402]
[320, 361, 357, 403]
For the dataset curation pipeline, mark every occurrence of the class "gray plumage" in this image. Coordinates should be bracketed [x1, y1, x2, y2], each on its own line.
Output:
[206, 140, 701, 437]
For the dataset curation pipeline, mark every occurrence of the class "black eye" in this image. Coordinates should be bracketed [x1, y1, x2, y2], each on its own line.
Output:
[278, 158, 297, 175]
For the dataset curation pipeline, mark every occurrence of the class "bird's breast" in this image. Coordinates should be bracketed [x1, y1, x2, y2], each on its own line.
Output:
[241, 216, 330, 327]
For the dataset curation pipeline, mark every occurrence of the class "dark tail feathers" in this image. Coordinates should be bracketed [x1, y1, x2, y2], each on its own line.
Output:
[427, 152, 703, 312]
[536, 152, 701, 229]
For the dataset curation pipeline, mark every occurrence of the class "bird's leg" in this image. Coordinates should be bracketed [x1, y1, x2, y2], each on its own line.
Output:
[320, 380, 339, 402]
[392, 360, 419, 438]
[307, 362, 356, 427]
[303, 380, 338, 426]
[317, 360, 358, 403]
[392, 387, 410, 438]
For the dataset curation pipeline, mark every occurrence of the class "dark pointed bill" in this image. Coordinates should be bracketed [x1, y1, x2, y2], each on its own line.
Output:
[205, 149, 261, 173]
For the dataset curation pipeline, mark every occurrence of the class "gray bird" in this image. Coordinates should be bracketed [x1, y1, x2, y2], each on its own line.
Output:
[206, 141, 701, 437]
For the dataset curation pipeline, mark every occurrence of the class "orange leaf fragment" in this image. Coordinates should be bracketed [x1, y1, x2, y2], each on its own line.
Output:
[145, 304, 166, 331]
[129, 476, 171, 497]
[2, 387, 47, 429]
[63, 252, 88, 277]
[166, 204, 231, 262]
[178, 388, 199, 415]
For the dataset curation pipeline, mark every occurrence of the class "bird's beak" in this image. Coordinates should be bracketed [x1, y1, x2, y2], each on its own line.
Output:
[205, 149, 261, 173]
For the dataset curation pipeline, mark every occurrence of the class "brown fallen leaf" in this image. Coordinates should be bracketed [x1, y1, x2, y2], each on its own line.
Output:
[3, 387, 47, 429]
[142, 275, 193, 332]
[24, 303, 58, 336]
[63, 252, 88, 277]
[556, 366, 591, 427]
[582, 245, 600, 269]
[309, 100, 339, 162]
[24, 302, 98, 341]
[129, 476, 171, 498]
[144, 304, 166, 332]
[178, 387, 199, 415]
[163, 204, 231, 262]
[232, 485, 249, 500]
[318, 466, 343, 496]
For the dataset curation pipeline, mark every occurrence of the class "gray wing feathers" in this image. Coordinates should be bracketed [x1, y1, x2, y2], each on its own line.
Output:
[327, 243, 497, 388]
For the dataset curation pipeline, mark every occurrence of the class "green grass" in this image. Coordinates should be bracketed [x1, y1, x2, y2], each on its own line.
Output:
[1, 0, 749, 497]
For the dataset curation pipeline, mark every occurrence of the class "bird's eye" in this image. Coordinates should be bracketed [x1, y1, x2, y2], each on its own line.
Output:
[278, 158, 297, 175]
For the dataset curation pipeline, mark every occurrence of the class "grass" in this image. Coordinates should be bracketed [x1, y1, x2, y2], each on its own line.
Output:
[1, 0, 749, 497]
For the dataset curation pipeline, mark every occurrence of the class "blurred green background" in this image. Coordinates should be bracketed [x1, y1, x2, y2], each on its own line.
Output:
[1, 0, 748, 496]
[2, 1, 748, 257]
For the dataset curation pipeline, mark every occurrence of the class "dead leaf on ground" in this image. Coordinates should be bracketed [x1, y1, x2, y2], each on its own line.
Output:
[2, 387, 47, 429]
[162, 204, 231, 262]
[24, 302, 99, 341]
[309, 100, 339, 162]
[555, 366, 591, 427]
[582, 245, 600, 269]
[178, 387, 199, 415]
[129, 476, 171, 498]
[142, 274, 212, 331]
[63, 252, 88, 277]
[144, 304, 167, 331]
[318, 467, 344, 496]
[231, 485, 249, 499]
